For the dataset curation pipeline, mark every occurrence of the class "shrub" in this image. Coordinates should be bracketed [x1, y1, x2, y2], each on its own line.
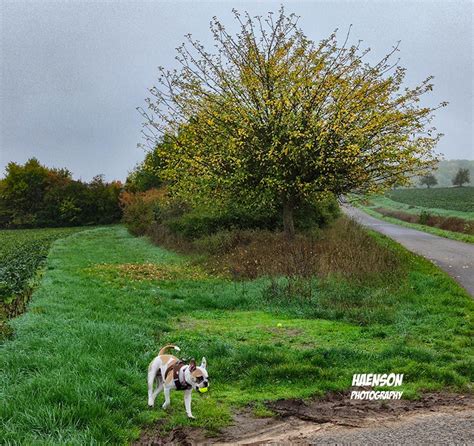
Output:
[193, 229, 256, 255]
[293, 193, 340, 230]
[419, 210, 431, 225]
[165, 207, 279, 239]
[119, 188, 165, 235]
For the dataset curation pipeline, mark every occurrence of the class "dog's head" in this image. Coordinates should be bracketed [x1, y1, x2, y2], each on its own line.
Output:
[185, 357, 209, 392]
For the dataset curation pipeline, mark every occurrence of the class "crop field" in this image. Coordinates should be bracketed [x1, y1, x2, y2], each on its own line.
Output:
[0, 227, 85, 312]
[387, 187, 474, 213]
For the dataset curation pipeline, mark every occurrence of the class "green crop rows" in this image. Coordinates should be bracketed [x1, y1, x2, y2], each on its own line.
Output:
[0, 227, 84, 303]
[387, 187, 474, 212]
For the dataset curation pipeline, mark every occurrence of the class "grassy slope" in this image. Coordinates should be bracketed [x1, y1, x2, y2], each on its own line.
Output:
[1, 226, 473, 444]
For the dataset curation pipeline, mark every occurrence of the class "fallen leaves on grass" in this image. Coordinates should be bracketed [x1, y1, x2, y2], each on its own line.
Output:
[85, 262, 210, 283]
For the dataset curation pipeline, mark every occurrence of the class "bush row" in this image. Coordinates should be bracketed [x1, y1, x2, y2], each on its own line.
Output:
[0, 158, 122, 228]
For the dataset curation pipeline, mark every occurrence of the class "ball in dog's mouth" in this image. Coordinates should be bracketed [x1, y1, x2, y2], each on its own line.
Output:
[197, 387, 208, 393]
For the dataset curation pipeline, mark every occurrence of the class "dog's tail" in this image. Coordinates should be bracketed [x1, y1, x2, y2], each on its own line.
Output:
[158, 344, 181, 356]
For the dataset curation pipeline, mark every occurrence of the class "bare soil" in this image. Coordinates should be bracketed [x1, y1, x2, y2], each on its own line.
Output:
[134, 391, 473, 445]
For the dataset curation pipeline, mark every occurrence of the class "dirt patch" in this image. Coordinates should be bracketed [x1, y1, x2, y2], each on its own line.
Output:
[265, 327, 303, 337]
[134, 419, 209, 446]
[266, 390, 472, 424]
[134, 392, 473, 445]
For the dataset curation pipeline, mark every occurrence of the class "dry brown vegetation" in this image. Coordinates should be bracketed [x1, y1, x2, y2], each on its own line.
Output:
[375, 208, 474, 235]
[147, 217, 402, 283]
[85, 262, 210, 283]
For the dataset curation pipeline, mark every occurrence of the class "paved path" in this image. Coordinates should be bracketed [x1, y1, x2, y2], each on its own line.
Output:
[310, 409, 474, 445]
[343, 205, 474, 297]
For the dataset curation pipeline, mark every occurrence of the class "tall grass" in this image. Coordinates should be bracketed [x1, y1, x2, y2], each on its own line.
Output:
[152, 217, 402, 283]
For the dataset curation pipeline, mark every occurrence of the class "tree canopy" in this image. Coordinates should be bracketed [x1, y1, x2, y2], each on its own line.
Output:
[0, 158, 122, 228]
[140, 8, 446, 236]
[419, 173, 438, 188]
[452, 168, 470, 187]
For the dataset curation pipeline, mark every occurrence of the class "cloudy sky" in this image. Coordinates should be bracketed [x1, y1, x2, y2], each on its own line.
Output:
[1, 0, 472, 182]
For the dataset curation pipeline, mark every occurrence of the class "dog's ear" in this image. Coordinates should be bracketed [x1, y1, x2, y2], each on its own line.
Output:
[189, 359, 196, 372]
[200, 357, 207, 369]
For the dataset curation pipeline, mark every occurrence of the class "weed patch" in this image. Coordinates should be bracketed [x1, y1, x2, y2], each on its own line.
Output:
[199, 218, 403, 282]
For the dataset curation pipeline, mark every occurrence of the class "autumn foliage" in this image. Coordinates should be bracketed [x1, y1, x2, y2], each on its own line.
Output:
[140, 8, 445, 236]
[0, 158, 122, 228]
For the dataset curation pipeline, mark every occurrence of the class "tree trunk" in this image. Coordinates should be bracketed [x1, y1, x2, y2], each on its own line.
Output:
[282, 197, 295, 239]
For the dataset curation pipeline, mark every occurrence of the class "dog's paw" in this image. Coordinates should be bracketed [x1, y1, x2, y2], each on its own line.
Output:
[187, 414, 196, 420]
[148, 402, 154, 408]
[162, 403, 169, 410]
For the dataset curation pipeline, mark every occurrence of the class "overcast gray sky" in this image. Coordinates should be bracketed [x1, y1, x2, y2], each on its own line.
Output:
[1, 0, 472, 182]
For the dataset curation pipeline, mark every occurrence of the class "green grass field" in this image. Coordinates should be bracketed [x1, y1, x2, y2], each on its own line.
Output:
[0, 227, 90, 336]
[387, 187, 474, 213]
[1, 225, 473, 444]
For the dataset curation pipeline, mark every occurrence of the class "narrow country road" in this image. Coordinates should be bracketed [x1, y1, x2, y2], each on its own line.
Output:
[343, 205, 474, 297]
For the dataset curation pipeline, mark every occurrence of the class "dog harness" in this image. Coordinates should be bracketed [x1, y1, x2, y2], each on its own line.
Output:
[164, 360, 191, 391]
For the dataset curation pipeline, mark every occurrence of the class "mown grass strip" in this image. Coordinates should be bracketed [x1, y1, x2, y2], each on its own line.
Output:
[0, 227, 90, 337]
[0, 227, 87, 302]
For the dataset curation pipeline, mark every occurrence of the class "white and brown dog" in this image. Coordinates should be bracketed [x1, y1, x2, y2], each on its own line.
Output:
[147, 344, 209, 419]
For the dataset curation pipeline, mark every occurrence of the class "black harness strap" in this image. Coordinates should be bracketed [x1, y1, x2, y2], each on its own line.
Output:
[164, 360, 191, 390]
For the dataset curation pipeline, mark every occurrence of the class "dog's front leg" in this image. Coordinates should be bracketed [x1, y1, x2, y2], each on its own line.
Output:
[184, 389, 194, 419]
[162, 386, 171, 410]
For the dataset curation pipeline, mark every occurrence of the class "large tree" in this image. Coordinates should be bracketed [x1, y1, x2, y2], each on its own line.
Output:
[419, 173, 438, 188]
[140, 8, 446, 236]
[452, 168, 470, 187]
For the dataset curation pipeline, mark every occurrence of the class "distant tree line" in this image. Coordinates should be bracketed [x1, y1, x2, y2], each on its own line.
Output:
[416, 160, 473, 188]
[0, 158, 122, 228]
[419, 166, 471, 189]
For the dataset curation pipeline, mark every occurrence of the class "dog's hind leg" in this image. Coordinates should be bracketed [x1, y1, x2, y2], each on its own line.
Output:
[147, 360, 160, 407]
[162, 386, 171, 410]
[151, 377, 163, 405]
